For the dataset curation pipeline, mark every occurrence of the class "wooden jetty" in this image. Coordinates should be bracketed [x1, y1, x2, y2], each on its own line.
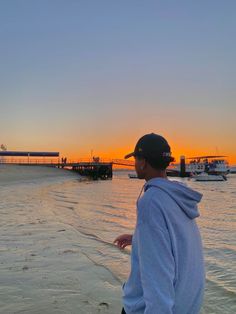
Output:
[69, 162, 113, 180]
[0, 151, 125, 180]
[59, 159, 134, 179]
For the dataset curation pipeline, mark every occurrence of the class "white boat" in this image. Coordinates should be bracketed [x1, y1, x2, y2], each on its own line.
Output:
[194, 172, 227, 182]
[230, 166, 236, 174]
[128, 173, 138, 179]
[170, 156, 229, 175]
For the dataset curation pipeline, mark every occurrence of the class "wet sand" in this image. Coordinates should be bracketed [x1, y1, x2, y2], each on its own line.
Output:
[0, 166, 122, 314]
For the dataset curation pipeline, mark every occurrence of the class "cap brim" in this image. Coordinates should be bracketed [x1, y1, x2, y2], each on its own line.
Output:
[124, 152, 134, 159]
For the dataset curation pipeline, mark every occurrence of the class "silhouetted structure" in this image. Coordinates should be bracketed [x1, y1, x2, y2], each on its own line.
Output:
[72, 162, 113, 180]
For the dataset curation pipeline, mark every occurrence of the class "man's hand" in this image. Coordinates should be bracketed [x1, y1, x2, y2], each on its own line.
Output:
[114, 234, 133, 249]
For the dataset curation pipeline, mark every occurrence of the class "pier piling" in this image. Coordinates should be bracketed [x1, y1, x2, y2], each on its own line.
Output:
[180, 156, 186, 177]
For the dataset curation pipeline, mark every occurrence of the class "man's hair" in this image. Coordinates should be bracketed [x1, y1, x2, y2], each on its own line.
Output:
[146, 156, 173, 170]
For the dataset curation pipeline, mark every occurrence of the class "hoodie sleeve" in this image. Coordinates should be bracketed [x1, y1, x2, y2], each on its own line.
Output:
[136, 197, 175, 314]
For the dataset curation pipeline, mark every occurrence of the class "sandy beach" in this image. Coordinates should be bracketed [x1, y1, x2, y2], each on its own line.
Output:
[0, 166, 122, 314]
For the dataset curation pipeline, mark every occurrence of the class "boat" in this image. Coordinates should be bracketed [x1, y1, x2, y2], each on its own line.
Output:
[194, 172, 227, 182]
[128, 173, 138, 179]
[170, 156, 229, 176]
[230, 166, 236, 174]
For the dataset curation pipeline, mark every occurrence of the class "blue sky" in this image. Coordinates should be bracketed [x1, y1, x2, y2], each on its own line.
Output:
[0, 1, 235, 161]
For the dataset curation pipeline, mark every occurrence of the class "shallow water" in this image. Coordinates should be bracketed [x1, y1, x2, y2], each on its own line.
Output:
[0, 165, 235, 313]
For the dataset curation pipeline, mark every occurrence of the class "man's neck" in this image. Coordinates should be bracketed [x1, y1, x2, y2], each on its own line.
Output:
[145, 170, 167, 182]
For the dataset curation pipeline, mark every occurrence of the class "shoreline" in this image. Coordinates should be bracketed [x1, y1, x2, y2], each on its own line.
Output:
[0, 167, 123, 313]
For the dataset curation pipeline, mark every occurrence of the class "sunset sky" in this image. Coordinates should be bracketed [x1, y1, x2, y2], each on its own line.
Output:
[1, 1, 236, 164]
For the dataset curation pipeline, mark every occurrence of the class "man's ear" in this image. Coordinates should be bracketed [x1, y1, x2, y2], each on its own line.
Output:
[140, 158, 147, 170]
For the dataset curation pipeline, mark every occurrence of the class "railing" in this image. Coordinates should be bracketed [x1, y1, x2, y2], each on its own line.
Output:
[0, 158, 60, 164]
[0, 158, 135, 167]
[112, 159, 134, 167]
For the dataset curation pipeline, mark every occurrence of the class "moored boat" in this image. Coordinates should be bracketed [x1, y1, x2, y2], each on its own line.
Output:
[194, 172, 227, 182]
[230, 166, 236, 174]
[170, 156, 229, 176]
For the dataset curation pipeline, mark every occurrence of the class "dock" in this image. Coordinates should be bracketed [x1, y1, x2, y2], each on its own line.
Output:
[0, 151, 135, 180]
[63, 162, 113, 180]
[76, 162, 113, 179]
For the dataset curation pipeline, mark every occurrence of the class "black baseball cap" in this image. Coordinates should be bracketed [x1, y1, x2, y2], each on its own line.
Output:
[125, 133, 174, 162]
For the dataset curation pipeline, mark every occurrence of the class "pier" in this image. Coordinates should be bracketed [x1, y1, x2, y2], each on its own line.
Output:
[70, 162, 113, 180]
[0, 151, 135, 180]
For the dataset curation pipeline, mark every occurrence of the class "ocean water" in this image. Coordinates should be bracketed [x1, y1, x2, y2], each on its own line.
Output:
[0, 165, 235, 313]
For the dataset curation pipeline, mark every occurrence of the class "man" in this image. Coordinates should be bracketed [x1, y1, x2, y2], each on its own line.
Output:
[114, 133, 205, 314]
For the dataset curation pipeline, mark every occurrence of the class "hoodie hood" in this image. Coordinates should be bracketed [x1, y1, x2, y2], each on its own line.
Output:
[144, 178, 202, 219]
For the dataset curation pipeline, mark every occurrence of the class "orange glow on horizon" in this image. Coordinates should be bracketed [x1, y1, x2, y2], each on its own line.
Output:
[65, 149, 236, 165]
[6, 137, 236, 165]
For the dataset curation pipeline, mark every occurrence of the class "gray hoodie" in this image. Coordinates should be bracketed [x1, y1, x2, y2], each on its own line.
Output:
[123, 178, 205, 314]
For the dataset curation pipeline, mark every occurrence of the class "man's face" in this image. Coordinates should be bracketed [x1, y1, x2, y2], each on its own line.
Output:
[134, 156, 146, 179]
